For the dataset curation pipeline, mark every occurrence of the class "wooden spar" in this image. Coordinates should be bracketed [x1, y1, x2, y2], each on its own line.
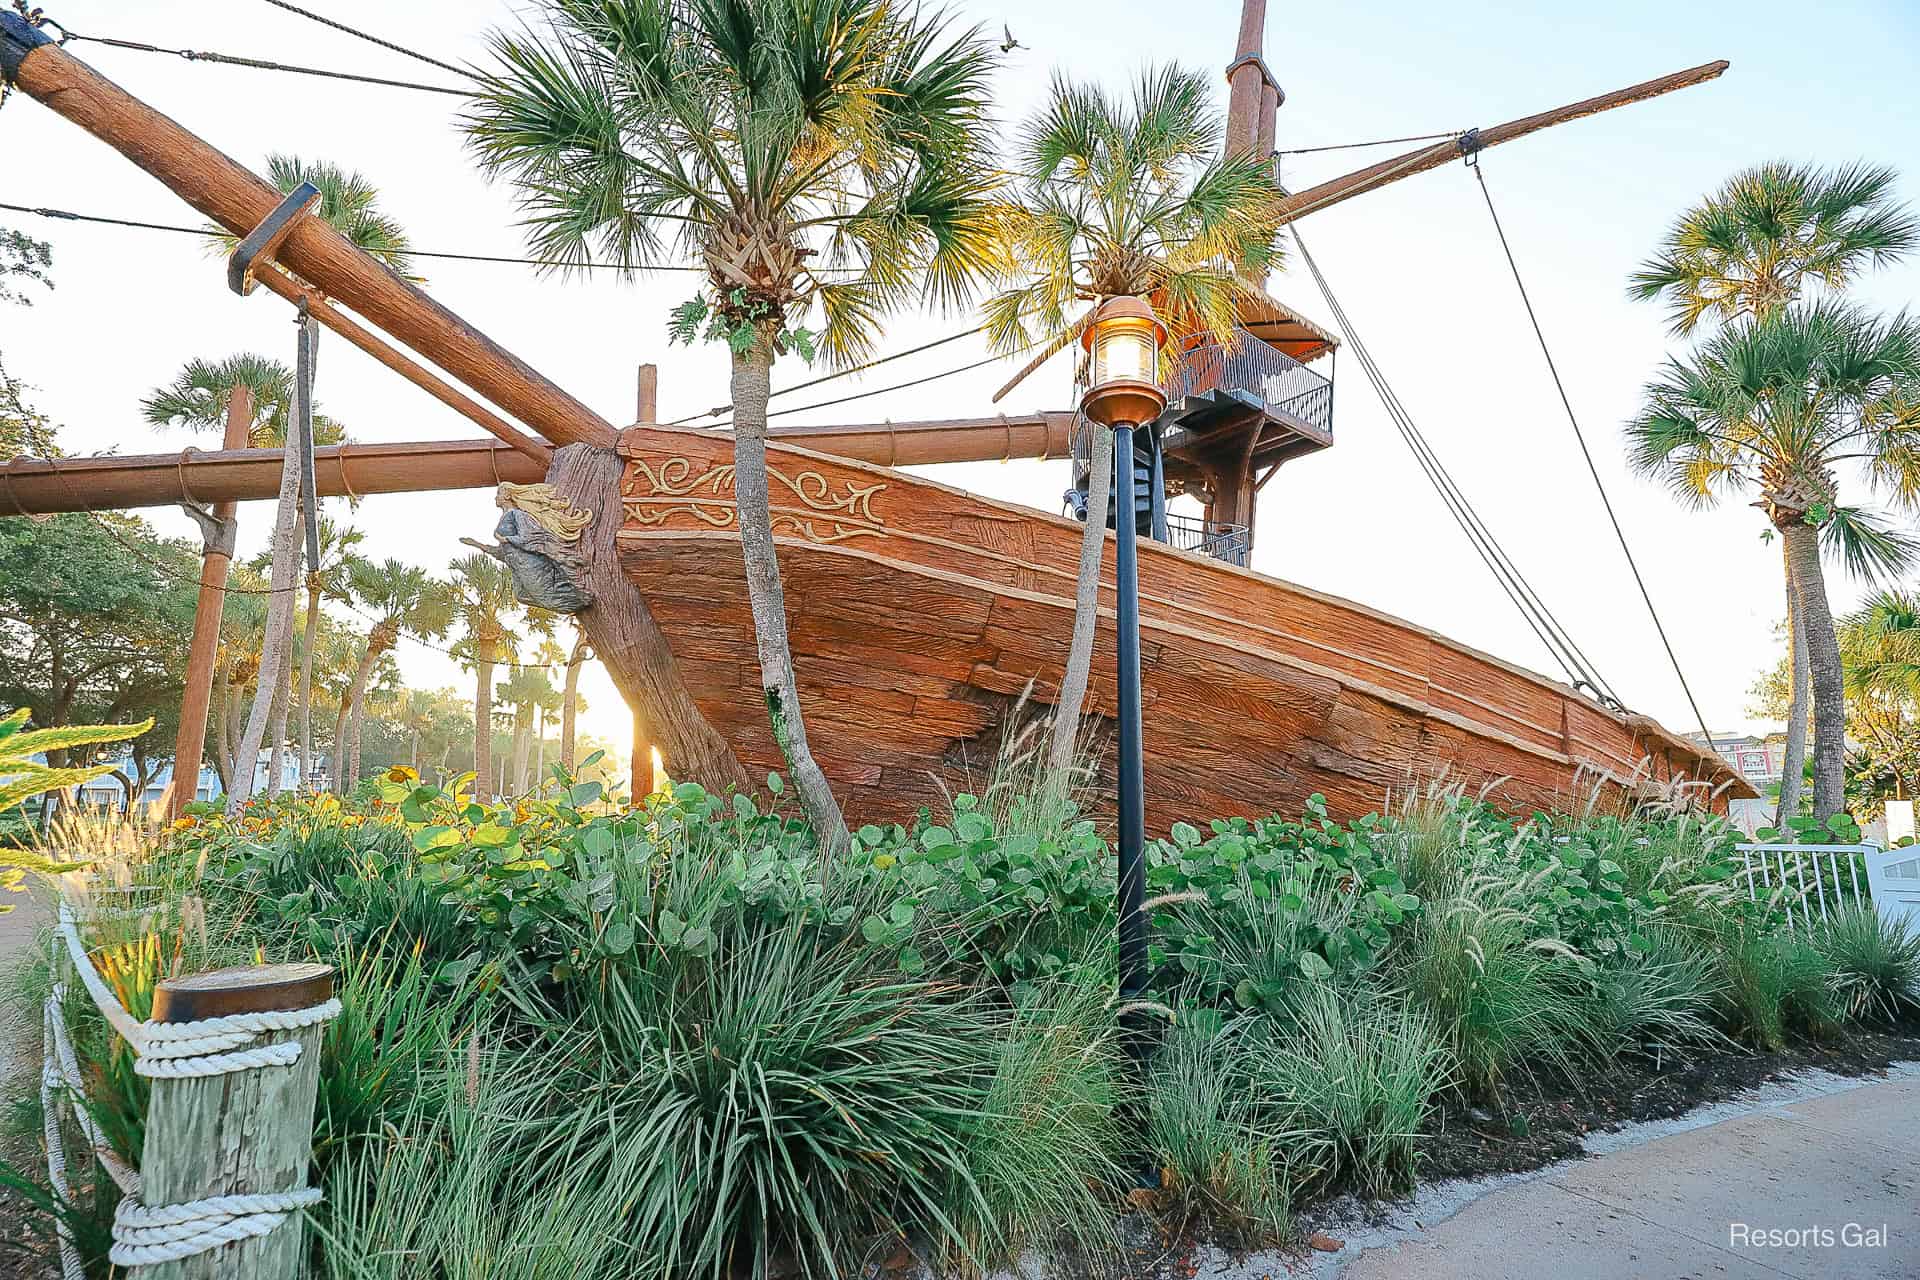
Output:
[0, 440, 545, 515]
[167, 385, 253, 820]
[0, 29, 616, 451]
[0, 413, 1080, 516]
[256, 268, 552, 467]
[1275, 60, 1730, 223]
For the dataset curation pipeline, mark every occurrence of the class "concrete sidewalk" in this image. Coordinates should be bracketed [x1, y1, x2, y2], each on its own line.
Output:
[1313, 1066, 1920, 1279]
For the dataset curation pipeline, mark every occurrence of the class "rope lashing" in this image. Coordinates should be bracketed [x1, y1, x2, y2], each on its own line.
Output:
[109, 1189, 324, 1268]
[44, 898, 341, 1268]
[57, 902, 340, 1076]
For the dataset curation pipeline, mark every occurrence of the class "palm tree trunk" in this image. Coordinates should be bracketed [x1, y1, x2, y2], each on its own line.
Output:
[1051, 426, 1114, 776]
[410, 728, 421, 775]
[562, 636, 584, 773]
[511, 707, 529, 795]
[331, 696, 351, 793]
[265, 568, 298, 796]
[535, 704, 547, 790]
[297, 573, 320, 792]
[1777, 545, 1810, 825]
[226, 442, 304, 814]
[342, 635, 385, 793]
[209, 663, 232, 795]
[474, 656, 495, 799]
[729, 332, 849, 852]
[1782, 520, 1846, 820]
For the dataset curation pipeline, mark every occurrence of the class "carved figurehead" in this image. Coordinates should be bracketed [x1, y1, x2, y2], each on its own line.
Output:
[461, 481, 594, 614]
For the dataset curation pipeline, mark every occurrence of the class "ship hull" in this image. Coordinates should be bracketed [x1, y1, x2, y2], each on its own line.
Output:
[614, 428, 1752, 830]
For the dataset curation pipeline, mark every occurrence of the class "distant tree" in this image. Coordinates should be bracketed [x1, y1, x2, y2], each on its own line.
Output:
[450, 552, 521, 799]
[0, 227, 52, 306]
[0, 514, 196, 817]
[341, 559, 453, 788]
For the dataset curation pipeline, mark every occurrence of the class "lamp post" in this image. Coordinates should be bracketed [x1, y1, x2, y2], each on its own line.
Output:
[1078, 296, 1167, 1108]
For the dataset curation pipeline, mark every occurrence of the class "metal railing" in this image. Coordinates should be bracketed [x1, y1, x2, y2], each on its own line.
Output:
[1166, 512, 1250, 567]
[1165, 329, 1334, 437]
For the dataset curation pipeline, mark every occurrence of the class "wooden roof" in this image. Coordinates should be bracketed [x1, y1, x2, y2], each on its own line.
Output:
[1237, 285, 1339, 364]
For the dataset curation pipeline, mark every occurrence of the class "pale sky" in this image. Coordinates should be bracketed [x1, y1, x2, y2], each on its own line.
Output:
[6, 0, 1920, 768]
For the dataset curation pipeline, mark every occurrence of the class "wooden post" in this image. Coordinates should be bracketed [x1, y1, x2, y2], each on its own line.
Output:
[167, 386, 253, 820]
[628, 363, 672, 798]
[137, 962, 334, 1280]
[636, 363, 658, 425]
[1223, 0, 1267, 160]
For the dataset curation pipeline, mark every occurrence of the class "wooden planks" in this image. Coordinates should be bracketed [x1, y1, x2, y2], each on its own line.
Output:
[614, 427, 1754, 830]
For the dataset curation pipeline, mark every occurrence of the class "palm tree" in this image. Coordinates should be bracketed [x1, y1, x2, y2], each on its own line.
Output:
[450, 552, 521, 799]
[1628, 162, 1919, 819]
[341, 559, 454, 790]
[984, 65, 1284, 774]
[463, 0, 1004, 851]
[533, 636, 570, 786]
[292, 517, 364, 791]
[1628, 300, 1920, 820]
[1629, 162, 1918, 337]
[500, 665, 553, 795]
[1840, 587, 1920, 800]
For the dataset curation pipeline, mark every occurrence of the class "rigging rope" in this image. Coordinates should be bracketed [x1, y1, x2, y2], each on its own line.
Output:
[669, 323, 992, 425]
[1467, 158, 1717, 746]
[1290, 226, 1624, 707]
[64, 31, 468, 95]
[257, 0, 473, 79]
[1276, 130, 1462, 156]
[0, 200, 743, 272]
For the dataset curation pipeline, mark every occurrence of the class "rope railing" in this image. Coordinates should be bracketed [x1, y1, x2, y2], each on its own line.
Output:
[39, 895, 340, 1272]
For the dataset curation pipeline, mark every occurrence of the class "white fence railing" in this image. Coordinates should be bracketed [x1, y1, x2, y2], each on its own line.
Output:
[1734, 843, 1874, 931]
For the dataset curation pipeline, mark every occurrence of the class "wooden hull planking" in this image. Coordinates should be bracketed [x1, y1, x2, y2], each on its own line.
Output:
[613, 428, 1754, 831]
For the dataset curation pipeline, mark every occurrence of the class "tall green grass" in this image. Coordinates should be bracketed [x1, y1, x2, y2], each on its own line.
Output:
[1813, 906, 1920, 1025]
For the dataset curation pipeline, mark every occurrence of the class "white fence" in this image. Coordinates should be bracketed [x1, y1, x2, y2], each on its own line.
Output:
[1736, 842, 1920, 937]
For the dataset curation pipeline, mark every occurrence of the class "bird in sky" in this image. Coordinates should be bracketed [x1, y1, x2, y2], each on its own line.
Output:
[1000, 23, 1027, 53]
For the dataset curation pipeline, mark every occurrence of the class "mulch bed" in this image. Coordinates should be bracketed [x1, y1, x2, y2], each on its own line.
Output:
[1416, 1028, 1920, 1185]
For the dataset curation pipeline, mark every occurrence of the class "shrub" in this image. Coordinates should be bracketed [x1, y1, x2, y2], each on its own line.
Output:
[522, 907, 1014, 1280]
[1715, 924, 1844, 1050]
[1583, 927, 1727, 1059]
[1252, 984, 1451, 1197]
[1814, 906, 1920, 1024]
[1147, 1022, 1293, 1241]
[945, 973, 1123, 1268]
[1403, 871, 1602, 1094]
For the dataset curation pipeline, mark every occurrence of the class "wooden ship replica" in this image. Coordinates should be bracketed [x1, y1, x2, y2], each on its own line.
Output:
[0, 4, 1753, 829]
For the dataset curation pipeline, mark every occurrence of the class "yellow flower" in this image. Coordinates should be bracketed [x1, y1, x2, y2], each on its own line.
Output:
[386, 765, 419, 784]
[171, 817, 195, 831]
[872, 853, 896, 871]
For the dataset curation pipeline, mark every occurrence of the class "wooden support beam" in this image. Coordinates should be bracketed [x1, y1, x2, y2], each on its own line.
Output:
[167, 385, 252, 820]
[0, 412, 1083, 517]
[1275, 60, 1730, 225]
[0, 27, 617, 450]
[256, 268, 551, 466]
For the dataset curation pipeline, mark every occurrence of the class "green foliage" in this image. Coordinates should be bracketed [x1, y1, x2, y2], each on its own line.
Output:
[1813, 905, 1920, 1023]
[1713, 921, 1844, 1050]
[987, 64, 1285, 360]
[0, 226, 52, 306]
[465, 0, 1003, 369]
[1148, 1023, 1293, 1241]
[0, 708, 152, 820]
[1252, 984, 1451, 1197]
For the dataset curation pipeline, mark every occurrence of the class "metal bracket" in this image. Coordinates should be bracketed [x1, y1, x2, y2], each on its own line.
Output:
[0, 10, 53, 82]
[227, 180, 320, 296]
[1224, 52, 1286, 106]
[180, 501, 237, 559]
[1456, 128, 1485, 161]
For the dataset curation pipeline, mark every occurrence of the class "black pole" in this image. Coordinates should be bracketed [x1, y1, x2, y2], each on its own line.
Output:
[1110, 419, 1154, 1185]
